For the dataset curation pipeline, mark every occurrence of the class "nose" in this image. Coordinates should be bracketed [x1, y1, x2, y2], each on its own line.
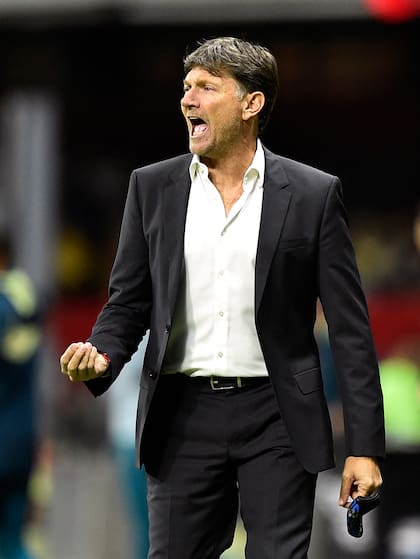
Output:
[181, 88, 198, 109]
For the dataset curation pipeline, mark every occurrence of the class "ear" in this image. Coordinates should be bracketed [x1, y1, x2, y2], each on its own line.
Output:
[242, 91, 265, 122]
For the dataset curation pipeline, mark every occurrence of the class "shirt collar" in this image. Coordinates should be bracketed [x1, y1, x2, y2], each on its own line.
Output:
[189, 139, 265, 190]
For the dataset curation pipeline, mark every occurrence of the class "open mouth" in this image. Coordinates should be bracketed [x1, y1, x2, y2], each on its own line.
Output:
[189, 117, 208, 137]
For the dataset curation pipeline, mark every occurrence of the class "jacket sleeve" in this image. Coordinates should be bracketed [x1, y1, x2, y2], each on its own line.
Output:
[86, 170, 152, 396]
[318, 177, 385, 459]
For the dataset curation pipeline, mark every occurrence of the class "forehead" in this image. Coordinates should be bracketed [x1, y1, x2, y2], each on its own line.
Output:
[183, 66, 236, 84]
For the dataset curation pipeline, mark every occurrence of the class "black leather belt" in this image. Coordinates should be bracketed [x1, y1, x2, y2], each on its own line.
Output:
[191, 375, 269, 391]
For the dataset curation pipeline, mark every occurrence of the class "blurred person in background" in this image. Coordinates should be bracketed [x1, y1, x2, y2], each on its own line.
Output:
[60, 37, 384, 558]
[0, 235, 41, 559]
[107, 334, 150, 559]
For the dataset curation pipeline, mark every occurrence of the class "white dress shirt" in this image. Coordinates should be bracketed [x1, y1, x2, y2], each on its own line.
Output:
[162, 140, 268, 378]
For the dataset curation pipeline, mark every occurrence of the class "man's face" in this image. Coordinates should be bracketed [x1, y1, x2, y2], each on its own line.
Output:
[180, 66, 247, 161]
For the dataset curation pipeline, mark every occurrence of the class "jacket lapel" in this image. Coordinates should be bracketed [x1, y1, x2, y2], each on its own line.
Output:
[255, 149, 291, 314]
[163, 159, 192, 314]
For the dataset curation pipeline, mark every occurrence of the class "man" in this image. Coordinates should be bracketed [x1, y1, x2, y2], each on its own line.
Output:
[60, 37, 384, 558]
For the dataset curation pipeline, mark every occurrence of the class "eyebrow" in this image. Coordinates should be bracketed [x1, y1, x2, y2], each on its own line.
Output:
[183, 76, 221, 87]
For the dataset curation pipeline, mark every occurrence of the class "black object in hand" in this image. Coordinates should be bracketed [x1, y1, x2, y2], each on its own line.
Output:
[347, 492, 380, 538]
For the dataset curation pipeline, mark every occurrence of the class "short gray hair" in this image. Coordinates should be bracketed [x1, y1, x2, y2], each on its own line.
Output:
[183, 37, 279, 134]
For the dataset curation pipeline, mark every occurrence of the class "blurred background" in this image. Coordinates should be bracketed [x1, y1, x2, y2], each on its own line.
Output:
[0, 0, 419, 558]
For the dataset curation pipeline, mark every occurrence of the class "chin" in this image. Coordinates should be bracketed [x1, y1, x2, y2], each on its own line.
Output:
[189, 135, 213, 154]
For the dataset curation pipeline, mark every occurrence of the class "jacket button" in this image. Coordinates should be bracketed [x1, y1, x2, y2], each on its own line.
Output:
[148, 370, 157, 379]
[165, 324, 171, 334]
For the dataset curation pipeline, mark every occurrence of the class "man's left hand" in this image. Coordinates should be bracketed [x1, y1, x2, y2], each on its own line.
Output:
[339, 456, 382, 507]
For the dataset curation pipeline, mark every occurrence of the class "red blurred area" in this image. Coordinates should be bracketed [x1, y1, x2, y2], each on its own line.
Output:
[364, 0, 420, 21]
[48, 290, 420, 362]
[48, 296, 106, 350]
[368, 289, 420, 357]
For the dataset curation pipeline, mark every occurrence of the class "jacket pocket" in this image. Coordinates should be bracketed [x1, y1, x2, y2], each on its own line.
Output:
[294, 367, 323, 395]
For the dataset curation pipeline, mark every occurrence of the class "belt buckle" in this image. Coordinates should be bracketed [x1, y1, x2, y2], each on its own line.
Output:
[210, 376, 242, 390]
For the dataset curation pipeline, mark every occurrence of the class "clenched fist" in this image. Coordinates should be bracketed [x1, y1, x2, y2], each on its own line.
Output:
[60, 342, 110, 382]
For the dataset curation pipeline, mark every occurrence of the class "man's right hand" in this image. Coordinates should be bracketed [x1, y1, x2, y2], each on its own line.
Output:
[60, 342, 110, 382]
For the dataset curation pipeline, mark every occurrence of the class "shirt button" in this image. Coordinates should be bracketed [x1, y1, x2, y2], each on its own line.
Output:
[219, 311, 224, 317]
[218, 352, 223, 358]
[219, 270, 224, 276]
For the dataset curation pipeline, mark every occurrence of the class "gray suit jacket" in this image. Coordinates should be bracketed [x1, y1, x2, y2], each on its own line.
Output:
[87, 146, 385, 473]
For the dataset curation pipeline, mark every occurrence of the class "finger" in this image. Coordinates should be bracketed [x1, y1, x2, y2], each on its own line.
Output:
[87, 346, 98, 371]
[67, 343, 88, 373]
[339, 475, 354, 507]
[354, 472, 382, 498]
[60, 342, 83, 374]
[77, 342, 92, 371]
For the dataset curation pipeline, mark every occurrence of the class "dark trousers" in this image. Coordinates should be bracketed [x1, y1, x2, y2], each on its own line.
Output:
[143, 374, 317, 559]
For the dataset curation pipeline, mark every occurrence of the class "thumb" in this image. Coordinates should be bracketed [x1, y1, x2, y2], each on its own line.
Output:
[339, 475, 354, 508]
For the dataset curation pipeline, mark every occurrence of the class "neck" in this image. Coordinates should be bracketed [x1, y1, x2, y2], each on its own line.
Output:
[203, 139, 257, 193]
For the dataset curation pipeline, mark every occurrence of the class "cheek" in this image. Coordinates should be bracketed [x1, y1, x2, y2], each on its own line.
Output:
[217, 107, 237, 125]
[219, 111, 242, 134]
